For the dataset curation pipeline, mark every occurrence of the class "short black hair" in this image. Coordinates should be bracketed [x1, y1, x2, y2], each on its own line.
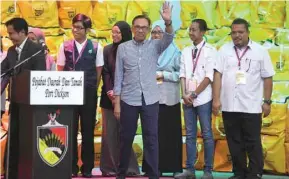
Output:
[231, 18, 250, 31]
[192, 19, 208, 32]
[5, 18, 28, 35]
[72, 14, 92, 29]
[132, 15, 151, 27]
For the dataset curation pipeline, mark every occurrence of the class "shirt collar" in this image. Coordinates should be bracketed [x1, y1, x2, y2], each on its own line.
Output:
[132, 38, 146, 45]
[16, 37, 28, 52]
[232, 39, 253, 50]
[75, 38, 87, 46]
[192, 39, 205, 49]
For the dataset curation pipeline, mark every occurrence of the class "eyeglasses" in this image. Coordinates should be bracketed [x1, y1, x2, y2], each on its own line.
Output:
[134, 25, 149, 32]
[151, 31, 164, 35]
[72, 25, 85, 31]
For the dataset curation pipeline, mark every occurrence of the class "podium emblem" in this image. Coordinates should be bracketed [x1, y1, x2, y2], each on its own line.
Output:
[37, 110, 68, 167]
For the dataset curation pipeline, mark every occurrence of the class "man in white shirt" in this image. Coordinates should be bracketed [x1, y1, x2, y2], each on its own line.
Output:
[175, 19, 216, 179]
[213, 18, 275, 179]
[57, 14, 104, 178]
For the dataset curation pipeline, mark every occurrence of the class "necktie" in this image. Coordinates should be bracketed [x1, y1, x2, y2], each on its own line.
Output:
[192, 47, 198, 60]
[15, 46, 21, 62]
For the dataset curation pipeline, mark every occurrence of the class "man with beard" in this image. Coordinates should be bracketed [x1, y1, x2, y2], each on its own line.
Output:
[213, 18, 275, 179]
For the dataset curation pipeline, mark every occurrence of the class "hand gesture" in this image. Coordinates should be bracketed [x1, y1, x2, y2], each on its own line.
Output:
[182, 94, 193, 106]
[160, 1, 173, 22]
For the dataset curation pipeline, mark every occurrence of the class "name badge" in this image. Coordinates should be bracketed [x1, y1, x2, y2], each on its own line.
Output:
[187, 77, 197, 92]
[236, 70, 246, 85]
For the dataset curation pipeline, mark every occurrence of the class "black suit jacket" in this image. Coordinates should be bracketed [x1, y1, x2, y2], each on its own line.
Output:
[100, 44, 115, 110]
[1, 39, 46, 101]
[1, 38, 46, 75]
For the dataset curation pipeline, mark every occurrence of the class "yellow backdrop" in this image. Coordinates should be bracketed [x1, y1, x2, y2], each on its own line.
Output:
[1, 0, 289, 175]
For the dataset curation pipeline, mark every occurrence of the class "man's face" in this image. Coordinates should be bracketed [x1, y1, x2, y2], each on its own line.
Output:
[231, 24, 249, 48]
[72, 21, 86, 40]
[189, 22, 204, 43]
[7, 25, 25, 46]
[132, 18, 150, 42]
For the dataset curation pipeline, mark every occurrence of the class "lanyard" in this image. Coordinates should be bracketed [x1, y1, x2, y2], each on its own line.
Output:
[192, 42, 205, 74]
[234, 46, 249, 70]
[72, 40, 88, 70]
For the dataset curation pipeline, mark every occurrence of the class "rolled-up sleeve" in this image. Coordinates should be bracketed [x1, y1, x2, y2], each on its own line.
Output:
[261, 50, 275, 78]
[113, 44, 124, 95]
[96, 43, 104, 67]
[57, 43, 65, 66]
[205, 48, 217, 82]
[156, 32, 174, 56]
[179, 50, 186, 78]
[214, 48, 225, 74]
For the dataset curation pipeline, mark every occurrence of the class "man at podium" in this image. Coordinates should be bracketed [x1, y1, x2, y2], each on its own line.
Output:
[57, 14, 104, 178]
[1, 17, 46, 179]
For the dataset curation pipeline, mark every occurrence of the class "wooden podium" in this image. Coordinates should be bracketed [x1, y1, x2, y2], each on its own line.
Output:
[10, 70, 84, 179]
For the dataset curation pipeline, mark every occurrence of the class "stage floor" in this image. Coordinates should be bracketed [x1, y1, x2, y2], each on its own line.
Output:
[3, 168, 288, 179]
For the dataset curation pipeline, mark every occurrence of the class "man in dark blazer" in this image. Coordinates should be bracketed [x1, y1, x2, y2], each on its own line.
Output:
[1, 17, 46, 179]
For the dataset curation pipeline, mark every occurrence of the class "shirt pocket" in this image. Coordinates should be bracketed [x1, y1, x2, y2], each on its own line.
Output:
[224, 55, 237, 71]
[196, 61, 206, 78]
[246, 59, 261, 74]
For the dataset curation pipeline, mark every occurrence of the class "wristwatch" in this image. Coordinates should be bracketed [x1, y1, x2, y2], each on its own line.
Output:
[263, 99, 272, 105]
[165, 20, 172, 26]
[191, 91, 198, 99]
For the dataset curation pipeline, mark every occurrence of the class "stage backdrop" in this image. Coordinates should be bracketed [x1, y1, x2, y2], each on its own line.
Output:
[1, 0, 289, 175]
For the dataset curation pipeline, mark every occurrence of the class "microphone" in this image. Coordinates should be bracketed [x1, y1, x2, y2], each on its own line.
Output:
[1, 48, 43, 79]
[1, 49, 44, 93]
[39, 39, 48, 52]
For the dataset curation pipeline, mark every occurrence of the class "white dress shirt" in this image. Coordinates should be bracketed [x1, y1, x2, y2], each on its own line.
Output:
[180, 40, 217, 107]
[16, 37, 28, 60]
[57, 39, 104, 67]
[214, 40, 275, 113]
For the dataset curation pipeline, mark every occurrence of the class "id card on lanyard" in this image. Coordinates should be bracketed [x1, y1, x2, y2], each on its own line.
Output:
[234, 46, 249, 85]
[72, 40, 88, 70]
[187, 42, 205, 92]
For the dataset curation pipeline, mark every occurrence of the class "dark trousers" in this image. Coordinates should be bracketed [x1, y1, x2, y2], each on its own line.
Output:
[222, 112, 263, 179]
[142, 103, 182, 173]
[4, 102, 19, 179]
[118, 96, 159, 178]
[72, 87, 97, 174]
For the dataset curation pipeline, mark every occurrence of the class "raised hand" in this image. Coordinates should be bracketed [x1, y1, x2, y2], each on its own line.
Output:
[160, 1, 173, 23]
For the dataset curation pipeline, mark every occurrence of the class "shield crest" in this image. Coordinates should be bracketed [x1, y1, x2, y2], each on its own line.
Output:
[37, 111, 68, 167]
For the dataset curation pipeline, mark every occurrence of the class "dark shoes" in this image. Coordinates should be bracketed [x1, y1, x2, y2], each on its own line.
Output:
[82, 172, 93, 178]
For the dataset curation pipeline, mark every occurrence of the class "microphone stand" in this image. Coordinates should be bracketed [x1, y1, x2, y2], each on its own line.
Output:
[1, 49, 43, 94]
[1, 49, 43, 78]
[1, 48, 43, 179]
